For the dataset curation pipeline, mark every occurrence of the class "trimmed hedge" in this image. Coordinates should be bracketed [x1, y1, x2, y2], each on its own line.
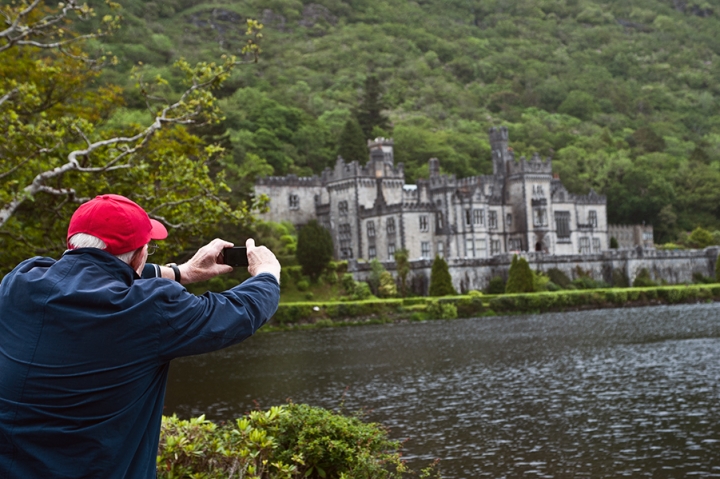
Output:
[273, 299, 405, 325]
[269, 285, 720, 327]
[488, 284, 720, 314]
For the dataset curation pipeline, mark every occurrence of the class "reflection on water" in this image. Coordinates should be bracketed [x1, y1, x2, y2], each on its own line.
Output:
[165, 303, 720, 478]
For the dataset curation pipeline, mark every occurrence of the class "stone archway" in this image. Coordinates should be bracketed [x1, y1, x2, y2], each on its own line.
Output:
[534, 233, 549, 254]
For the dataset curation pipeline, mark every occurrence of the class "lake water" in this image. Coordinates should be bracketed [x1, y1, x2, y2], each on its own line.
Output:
[164, 303, 720, 478]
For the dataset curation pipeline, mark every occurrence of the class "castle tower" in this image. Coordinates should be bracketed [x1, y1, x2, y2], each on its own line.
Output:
[428, 157, 440, 177]
[367, 138, 395, 178]
[489, 126, 512, 176]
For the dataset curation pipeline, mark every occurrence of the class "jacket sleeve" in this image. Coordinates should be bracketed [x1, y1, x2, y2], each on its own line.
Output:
[157, 273, 280, 360]
[141, 263, 161, 279]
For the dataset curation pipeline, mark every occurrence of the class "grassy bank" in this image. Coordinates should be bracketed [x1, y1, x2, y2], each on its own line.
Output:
[267, 284, 720, 330]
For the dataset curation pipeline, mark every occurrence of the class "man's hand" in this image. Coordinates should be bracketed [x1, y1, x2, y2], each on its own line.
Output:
[246, 238, 281, 283]
[177, 238, 234, 284]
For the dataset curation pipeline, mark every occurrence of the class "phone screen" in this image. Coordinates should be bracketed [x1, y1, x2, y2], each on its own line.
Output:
[223, 247, 248, 267]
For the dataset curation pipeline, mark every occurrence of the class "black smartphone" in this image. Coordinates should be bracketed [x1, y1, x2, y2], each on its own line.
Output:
[223, 246, 248, 267]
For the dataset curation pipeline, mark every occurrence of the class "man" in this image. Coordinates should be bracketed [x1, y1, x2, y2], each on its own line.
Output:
[0, 194, 281, 478]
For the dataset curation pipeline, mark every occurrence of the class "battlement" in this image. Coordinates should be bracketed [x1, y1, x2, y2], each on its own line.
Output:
[322, 154, 404, 184]
[402, 185, 419, 201]
[367, 137, 394, 148]
[489, 126, 509, 144]
[572, 189, 606, 204]
[456, 176, 485, 189]
[507, 152, 553, 176]
[256, 174, 322, 187]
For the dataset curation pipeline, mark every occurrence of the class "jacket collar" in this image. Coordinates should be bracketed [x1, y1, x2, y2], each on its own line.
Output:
[62, 248, 140, 283]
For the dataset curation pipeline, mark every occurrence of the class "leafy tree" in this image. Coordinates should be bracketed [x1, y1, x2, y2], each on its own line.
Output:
[557, 91, 599, 121]
[394, 248, 410, 297]
[337, 116, 368, 164]
[428, 255, 456, 296]
[296, 220, 333, 281]
[368, 258, 384, 295]
[485, 276, 505, 294]
[0, 1, 264, 272]
[532, 270, 550, 292]
[378, 271, 397, 298]
[687, 226, 715, 249]
[610, 237, 619, 249]
[633, 268, 658, 287]
[505, 255, 534, 294]
[546, 268, 572, 289]
[356, 74, 391, 140]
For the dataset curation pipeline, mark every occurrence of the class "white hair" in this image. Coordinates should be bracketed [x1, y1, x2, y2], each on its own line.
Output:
[68, 233, 138, 265]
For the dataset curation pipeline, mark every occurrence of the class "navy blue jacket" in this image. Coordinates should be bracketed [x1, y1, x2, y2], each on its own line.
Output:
[0, 248, 280, 478]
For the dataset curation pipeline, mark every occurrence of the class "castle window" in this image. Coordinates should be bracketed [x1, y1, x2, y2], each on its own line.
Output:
[588, 210, 597, 227]
[437, 241, 445, 258]
[419, 215, 429, 232]
[339, 200, 349, 216]
[339, 223, 353, 258]
[368, 245, 376, 259]
[592, 238, 601, 253]
[465, 238, 475, 258]
[579, 237, 590, 254]
[436, 212, 444, 230]
[421, 241, 431, 258]
[289, 194, 299, 210]
[388, 242, 396, 257]
[508, 238, 522, 251]
[506, 213, 512, 228]
[488, 211, 498, 229]
[367, 220, 375, 238]
[465, 209, 472, 227]
[533, 208, 547, 227]
[473, 209, 484, 226]
[555, 211, 570, 239]
[476, 239, 487, 251]
[490, 239, 501, 255]
[387, 217, 396, 235]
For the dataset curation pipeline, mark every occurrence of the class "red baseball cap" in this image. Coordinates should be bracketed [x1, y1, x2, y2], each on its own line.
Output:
[67, 194, 168, 255]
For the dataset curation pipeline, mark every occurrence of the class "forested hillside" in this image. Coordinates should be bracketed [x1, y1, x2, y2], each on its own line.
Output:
[91, 0, 720, 242]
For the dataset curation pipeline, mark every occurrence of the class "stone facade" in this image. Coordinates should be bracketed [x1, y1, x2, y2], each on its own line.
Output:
[609, 224, 655, 249]
[350, 247, 720, 294]
[255, 127, 609, 261]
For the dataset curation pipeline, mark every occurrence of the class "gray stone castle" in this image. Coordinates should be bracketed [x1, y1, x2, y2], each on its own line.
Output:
[255, 126, 609, 262]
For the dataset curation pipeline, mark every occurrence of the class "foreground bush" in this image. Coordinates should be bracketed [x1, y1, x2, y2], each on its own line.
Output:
[157, 404, 441, 479]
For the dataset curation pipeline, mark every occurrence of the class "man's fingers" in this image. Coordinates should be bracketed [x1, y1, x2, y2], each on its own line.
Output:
[245, 238, 256, 250]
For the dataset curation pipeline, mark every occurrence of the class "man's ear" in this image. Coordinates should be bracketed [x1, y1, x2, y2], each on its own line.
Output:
[129, 246, 146, 275]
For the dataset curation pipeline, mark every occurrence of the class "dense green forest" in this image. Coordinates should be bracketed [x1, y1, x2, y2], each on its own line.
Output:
[87, 0, 720, 242]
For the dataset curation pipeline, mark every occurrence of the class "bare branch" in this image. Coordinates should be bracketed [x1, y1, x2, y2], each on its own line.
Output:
[147, 216, 195, 229]
[0, 1, 100, 54]
[0, 88, 18, 108]
[73, 125, 92, 148]
[146, 196, 203, 215]
[7, 33, 99, 51]
[0, 156, 33, 180]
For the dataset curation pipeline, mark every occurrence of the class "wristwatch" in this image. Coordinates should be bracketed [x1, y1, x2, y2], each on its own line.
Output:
[166, 263, 182, 283]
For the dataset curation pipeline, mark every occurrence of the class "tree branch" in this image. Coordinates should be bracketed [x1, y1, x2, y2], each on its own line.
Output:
[0, 1, 100, 54]
[0, 88, 18, 108]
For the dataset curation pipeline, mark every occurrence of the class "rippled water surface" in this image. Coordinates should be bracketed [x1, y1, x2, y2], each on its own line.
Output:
[165, 303, 720, 478]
